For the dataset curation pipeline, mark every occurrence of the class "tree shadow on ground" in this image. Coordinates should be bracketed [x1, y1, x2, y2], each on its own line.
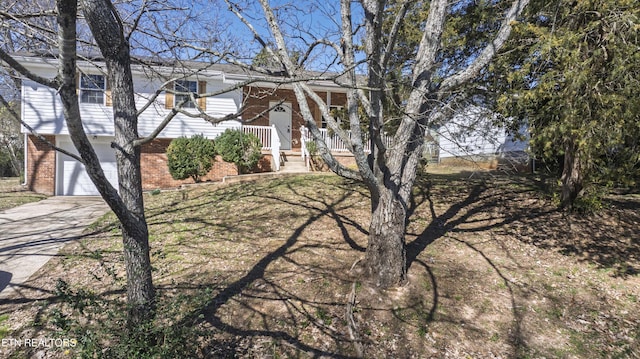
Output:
[3, 173, 638, 357]
[401, 171, 640, 354]
[0, 176, 366, 358]
[143, 176, 369, 358]
[407, 171, 640, 276]
[495, 186, 640, 278]
[142, 173, 639, 356]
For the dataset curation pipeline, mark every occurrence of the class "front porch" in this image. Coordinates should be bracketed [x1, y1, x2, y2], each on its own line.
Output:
[242, 125, 362, 173]
[242, 124, 440, 174]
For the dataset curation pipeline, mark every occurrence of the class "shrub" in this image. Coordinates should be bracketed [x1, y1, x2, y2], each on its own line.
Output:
[47, 279, 208, 359]
[305, 140, 318, 156]
[572, 187, 606, 214]
[214, 129, 262, 174]
[304, 140, 328, 171]
[166, 134, 216, 183]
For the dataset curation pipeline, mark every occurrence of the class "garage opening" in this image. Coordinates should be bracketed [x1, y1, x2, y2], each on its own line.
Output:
[56, 136, 118, 196]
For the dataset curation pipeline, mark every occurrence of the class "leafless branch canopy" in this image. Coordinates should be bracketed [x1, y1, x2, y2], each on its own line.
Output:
[221, 0, 530, 203]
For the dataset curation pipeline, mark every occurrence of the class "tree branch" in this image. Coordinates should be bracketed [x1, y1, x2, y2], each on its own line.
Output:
[0, 93, 84, 162]
[0, 49, 58, 88]
[0, 10, 57, 19]
[439, 0, 531, 92]
[381, 0, 411, 70]
[126, 0, 148, 41]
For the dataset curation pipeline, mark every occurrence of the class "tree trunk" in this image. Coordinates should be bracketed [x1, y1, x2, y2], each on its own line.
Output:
[78, 0, 155, 326]
[105, 40, 155, 330]
[108, 55, 155, 325]
[121, 215, 154, 326]
[560, 140, 583, 208]
[0, 139, 21, 176]
[364, 190, 407, 287]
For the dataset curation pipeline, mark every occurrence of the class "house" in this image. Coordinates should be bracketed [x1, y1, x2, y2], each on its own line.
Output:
[436, 106, 529, 170]
[16, 54, 348, 195]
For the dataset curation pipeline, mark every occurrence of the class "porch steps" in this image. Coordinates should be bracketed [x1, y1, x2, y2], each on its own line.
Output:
[279, 152, 309, 173]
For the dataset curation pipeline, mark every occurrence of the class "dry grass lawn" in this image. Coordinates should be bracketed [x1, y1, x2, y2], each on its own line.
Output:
[0, 178, 46, 211]
[0, 172, 638, 358]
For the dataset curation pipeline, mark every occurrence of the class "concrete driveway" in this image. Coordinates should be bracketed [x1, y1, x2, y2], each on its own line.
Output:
[0, 197, 110, 298]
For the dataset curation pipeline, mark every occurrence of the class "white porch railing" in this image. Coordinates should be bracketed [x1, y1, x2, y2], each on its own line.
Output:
[300, 126, 394, 154]
[242, 125, 435, 173]
[243, 125, 273, 150]
[270, 125, 281, 171]
[300, 126, 310, 171]
[242, 124, 281, 171]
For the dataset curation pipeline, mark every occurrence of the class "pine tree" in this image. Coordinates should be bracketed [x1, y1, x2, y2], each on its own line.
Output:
[492, 0, 640, 208]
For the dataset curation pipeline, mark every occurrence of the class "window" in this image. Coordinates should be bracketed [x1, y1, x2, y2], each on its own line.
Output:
[322, 105, 344, 128]
[175, 80, 198, 108]
[80, 74, 105, 104]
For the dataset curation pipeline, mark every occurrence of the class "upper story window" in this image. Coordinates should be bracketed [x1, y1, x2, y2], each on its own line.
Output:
[175, 80, 198, 108]
[80, 74, 105, 104]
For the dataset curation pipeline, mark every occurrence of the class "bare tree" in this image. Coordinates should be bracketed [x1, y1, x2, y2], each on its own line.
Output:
[51, 0, 156, 326]
[1, 0, 293, 329]
[0, 103, 22, 176]
[0, 0, 238, 326]
[0, 1, 60, 177]
[225, 0, 530, 287]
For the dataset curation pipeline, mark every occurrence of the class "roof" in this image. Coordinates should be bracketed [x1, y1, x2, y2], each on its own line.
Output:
[9, 51, 352, 91]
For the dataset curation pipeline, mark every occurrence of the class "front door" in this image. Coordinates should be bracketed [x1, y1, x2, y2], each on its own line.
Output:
[269, 102, 292, 150]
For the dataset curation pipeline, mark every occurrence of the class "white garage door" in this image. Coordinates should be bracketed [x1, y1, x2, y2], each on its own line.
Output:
[57, 137, 119, 196]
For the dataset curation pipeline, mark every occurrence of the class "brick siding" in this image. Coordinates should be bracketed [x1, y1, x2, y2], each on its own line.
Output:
[242, 87, 347, 150]
[26, 135, 56, 195]
[140, 139, 239, 190]
[25, 136, 255, 194]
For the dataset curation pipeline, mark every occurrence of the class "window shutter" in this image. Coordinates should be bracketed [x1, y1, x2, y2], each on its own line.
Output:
[105, 78, 112, 107]
[165, 81, 175, 109]
[198, 80, 206, 110]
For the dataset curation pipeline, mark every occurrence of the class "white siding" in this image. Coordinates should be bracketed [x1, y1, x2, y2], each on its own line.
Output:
[21, 68, 242, 139]
[438, 107, 528, 159]
[22, 80, 66, 134]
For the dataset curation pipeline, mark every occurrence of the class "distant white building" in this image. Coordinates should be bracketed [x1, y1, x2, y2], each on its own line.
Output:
[437, 106, 529, 169]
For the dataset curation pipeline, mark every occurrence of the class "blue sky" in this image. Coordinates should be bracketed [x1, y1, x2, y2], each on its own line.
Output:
[126, 0, 361, 71]
[219, 1, 350, 68]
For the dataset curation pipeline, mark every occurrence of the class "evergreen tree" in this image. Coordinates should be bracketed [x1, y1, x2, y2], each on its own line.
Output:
[491, 0, 640, 207]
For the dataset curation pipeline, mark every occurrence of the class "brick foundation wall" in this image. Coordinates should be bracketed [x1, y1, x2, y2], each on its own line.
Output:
[437, 153, 531, 173]
[25, 136, 271, 195]
[308, 154, 357, 172]
[140, 139, 239, 190]
[438, 156, 500, 170]
[334, 154, 357, 169]
[252, 154, 273, 173]
[26, 135, 56, 195]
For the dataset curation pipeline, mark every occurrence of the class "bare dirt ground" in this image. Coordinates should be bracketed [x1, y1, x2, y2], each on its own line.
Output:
[0, 172, 638, 358]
